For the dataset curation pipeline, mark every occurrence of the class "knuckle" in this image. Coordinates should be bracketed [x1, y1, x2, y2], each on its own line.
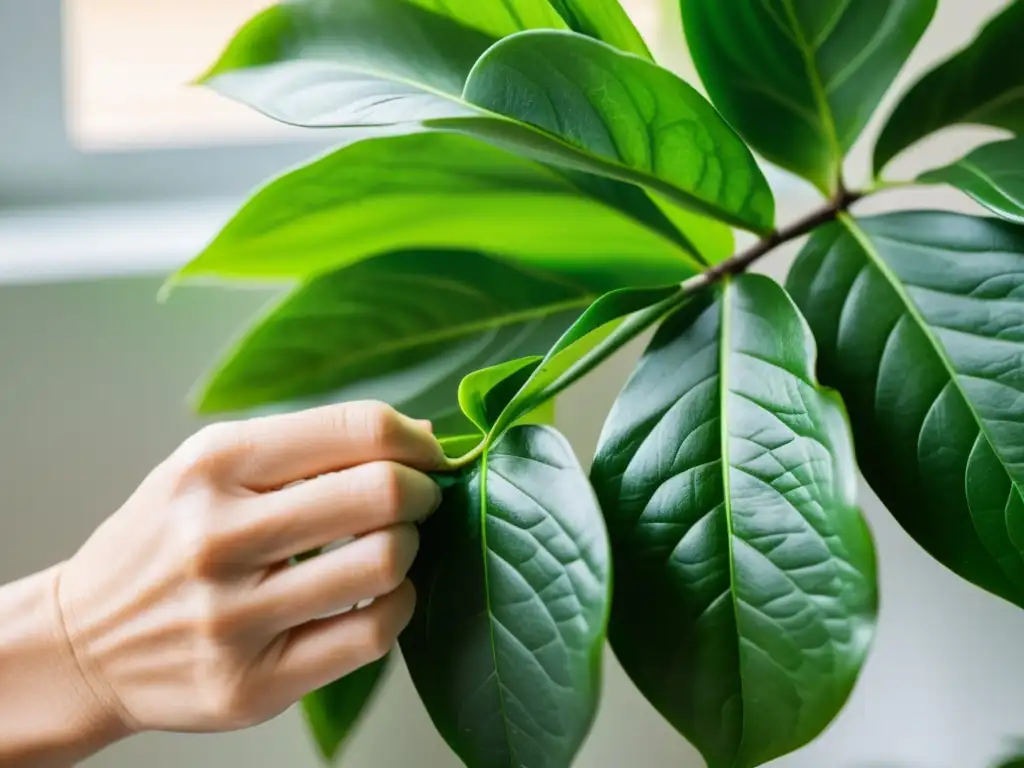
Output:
[365, 462, 407, 521]
[368, 527, 418, 594]
[172, 423, 240, 482]
[191, 586, 242, 642]
[174, 493, 233, 580]
[354, 400, 403, 450]
[359, 615, 397, 662]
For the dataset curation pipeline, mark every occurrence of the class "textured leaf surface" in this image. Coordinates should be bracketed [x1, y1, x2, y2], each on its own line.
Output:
[301, 656, 387, 761]
[544, 0, 651, 58]
[460, 30, 773, 231]
[200, 4, 773, 233]
[193, 250, 593, 415]
[874, 1, 1024, 171]
[786, 212, 1024, 605]
[591, 274, 877, 768]
[402, 425, 611, 768]
[919, 137, 1024, 224]
[681, 0, 936, 193]
[173, 133, 702, 286]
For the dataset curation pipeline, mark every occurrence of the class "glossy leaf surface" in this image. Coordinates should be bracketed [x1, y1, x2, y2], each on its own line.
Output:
[301, 656, 388, 762]
[786, 212, 1024, 606]
[544, 0, 651, 58]
[919, 137, 1024, 224]
[173, 133, 701, 286]
[591, 274, 877, 768]
[193, 249, 593, 415]
[200, 5, 773, 233]
[402, 425, 611, 767]
[460, 30, 773, 231]
[680, 0, 936, 193]
[874, 0, 1024, 171]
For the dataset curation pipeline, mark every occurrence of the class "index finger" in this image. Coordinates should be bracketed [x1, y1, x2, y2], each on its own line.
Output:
[207, 400, 445, 490]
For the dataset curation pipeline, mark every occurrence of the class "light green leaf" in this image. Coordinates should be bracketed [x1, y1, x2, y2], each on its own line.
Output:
[488, 285, 683, 440]
[172, 133, 701, 287]
[192, 249, 588, 422]
[458, 356, 542, 433]
[786, 211, 1024, 606]
[874, 1, 1024, 172]
[651, 196, 736, 265]
[681, 0, 937, 194]
[458, 30, 773, 231]
[301, 656, 388, 762]
[591, 274, 877, 768]
[544, 0, 652, 58]
[404, 0, 564, 38]
[199, 2, 774, 233]
[918, 137, 1024, 224]
[401, 425, 611, 768]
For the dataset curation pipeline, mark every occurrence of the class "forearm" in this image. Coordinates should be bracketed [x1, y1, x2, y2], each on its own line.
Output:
[0, 565, 129, 767]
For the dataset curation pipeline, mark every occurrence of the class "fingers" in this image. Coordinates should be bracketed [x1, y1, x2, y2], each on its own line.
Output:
[274, 579, 416, 701]
[253, 525, 420, 631]
[238, 462, 441, 566]
[176, 400, 444, 491]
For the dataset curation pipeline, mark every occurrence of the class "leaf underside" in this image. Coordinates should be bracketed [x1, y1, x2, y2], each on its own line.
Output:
[919, 137, 1024, 225]
[592, 274, 877, 768]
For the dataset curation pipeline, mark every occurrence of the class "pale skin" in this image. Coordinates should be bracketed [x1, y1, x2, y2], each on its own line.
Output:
[0, 400, 446, 767]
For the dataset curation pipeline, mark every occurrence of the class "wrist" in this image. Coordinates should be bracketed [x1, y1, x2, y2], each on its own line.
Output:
[0, 565, 130, 767]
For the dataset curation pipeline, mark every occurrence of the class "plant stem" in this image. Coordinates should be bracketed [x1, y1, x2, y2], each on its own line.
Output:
[679, 187, 863, 294]
[440, 187, 865, 472]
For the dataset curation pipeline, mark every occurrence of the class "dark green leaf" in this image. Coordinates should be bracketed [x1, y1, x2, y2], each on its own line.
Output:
[544, 0, 651, 58]
[786, 211, 1024, 606]
[591, 274, 878, 768]
[681, 0, 936, 194]
[192, 249, 593, 415]
[457, 30, 773, 231]
[487, 285, 683, 439]
[171, 133, 702, 286]
[874, 1, 1024, 172]
[401, 425, 611, 768]
[301, 656, 388, 762]
[919, 137, 1024, 224]
[199, 2, 773, 233]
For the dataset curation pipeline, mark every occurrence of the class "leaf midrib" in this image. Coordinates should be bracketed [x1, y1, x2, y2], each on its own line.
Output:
[718, 279, 747, 766]
[477, 448, 518, 765]
[840, 214, 1024, 517]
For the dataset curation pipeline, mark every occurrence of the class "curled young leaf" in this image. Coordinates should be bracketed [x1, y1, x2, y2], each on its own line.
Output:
[591, 274, 878, 768]
[787, 211, 1024, 606]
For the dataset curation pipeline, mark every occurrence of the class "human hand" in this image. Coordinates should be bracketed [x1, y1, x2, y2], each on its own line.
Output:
[55, 400, 444, 737]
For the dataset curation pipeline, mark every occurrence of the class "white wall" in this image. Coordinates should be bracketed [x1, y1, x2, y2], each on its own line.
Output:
[3, 1, 1024, 766]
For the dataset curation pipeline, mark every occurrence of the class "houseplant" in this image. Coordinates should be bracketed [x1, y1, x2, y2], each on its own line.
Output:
[164, 0, 1024, 765]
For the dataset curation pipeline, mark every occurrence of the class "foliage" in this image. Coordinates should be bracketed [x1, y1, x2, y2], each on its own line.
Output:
[169, 0, 1024, 765]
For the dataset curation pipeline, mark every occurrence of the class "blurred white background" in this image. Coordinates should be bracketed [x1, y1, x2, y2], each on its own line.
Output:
[2, 1, 1023, 766]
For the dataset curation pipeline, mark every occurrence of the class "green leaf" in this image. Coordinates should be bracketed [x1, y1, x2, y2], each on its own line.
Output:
[172, 133, 701, 287]
[301, 656, 388, 762]
[591, 274, 878, 768]
[457, 30, 774, 232]
[651, 197, 736, 266]
[401, 425, 611, 767]
[487, 285, 683, 440]
[404, 0, 565, 38]
[199, 1, 774, 233]
[681, 0, 937, 194]
[874, 1, 1024, 172]
[192, 249, 594, 415]
[458, 357, 542, 433]
[918, 137, 1024, 224]
[786, 211, 1024, 607]
[544, 0, 652, 58]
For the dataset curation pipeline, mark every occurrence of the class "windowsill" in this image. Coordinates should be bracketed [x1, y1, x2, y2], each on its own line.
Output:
[0, 197, 241, 285]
